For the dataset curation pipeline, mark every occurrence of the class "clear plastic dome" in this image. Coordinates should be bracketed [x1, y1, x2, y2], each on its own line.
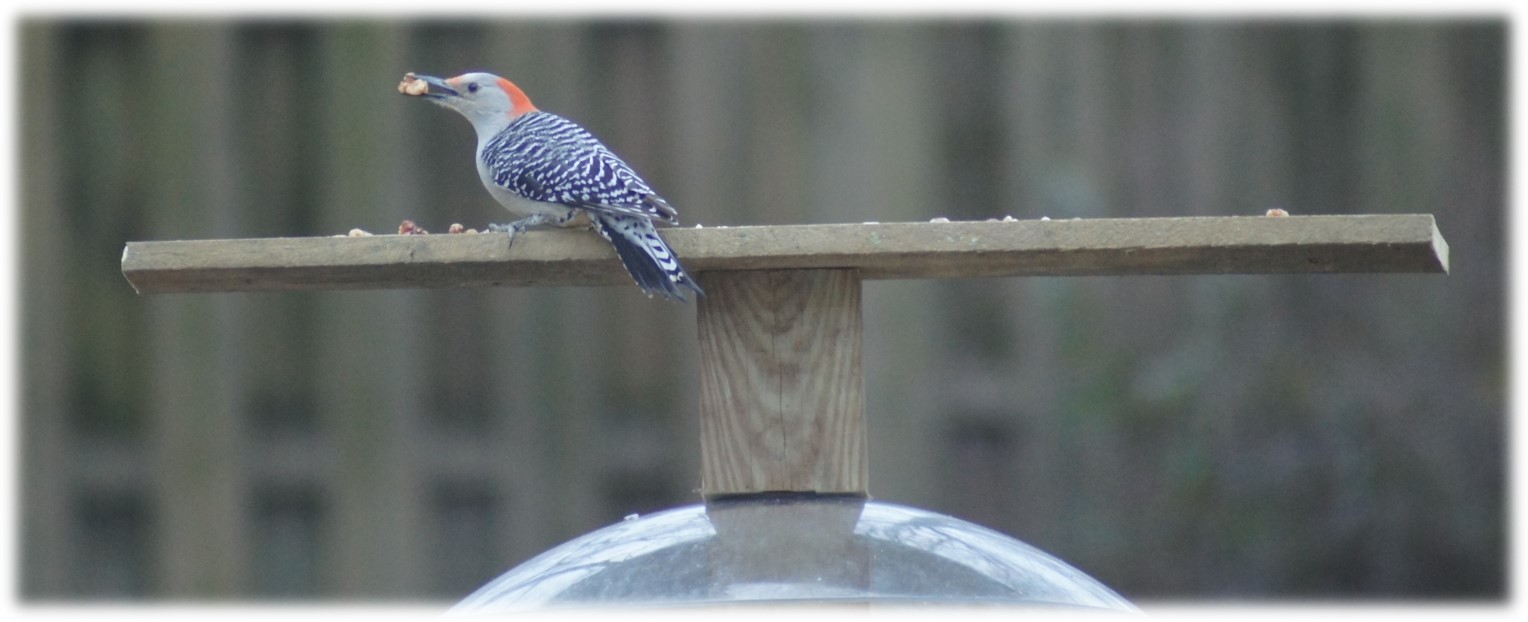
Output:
[451, 495, 1138, 612]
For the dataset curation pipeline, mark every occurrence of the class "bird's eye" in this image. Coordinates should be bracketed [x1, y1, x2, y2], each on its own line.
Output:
[467, 82, 480, 94]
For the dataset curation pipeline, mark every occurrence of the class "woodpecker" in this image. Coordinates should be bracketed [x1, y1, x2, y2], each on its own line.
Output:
[400, 71, 703, 301]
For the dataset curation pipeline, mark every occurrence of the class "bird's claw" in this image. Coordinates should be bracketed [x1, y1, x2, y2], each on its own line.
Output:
[487, 222, 525, 249]
[488, 216, 556, 250]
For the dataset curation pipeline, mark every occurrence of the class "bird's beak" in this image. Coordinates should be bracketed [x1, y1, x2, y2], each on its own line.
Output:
[398, 73, 459, 99]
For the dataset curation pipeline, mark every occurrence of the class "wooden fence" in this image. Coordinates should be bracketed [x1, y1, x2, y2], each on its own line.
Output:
[20, 19, 1504, 599]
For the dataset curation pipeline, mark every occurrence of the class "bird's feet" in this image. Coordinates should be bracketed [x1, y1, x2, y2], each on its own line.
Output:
[487, 215, 552, 249]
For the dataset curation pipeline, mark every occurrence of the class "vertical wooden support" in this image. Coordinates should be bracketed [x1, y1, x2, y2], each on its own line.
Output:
[317, 23, 422, 596]
[19, 20, 70, 598]
[144, 23, 248, 597]
[697, 269, 866, 497]
[706, 496, 870, 596]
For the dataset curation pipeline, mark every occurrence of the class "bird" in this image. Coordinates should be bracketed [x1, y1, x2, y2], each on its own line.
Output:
[399, 71, 703, 301]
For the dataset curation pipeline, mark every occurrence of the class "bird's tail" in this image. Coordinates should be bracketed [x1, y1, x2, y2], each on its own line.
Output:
[594, 214, 704, 302]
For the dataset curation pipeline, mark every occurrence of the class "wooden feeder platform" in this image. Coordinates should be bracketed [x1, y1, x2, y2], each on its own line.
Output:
[122, 214, 1449, 498]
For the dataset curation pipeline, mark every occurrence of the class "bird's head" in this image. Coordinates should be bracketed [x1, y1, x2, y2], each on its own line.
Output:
[400, 71, 538, 134]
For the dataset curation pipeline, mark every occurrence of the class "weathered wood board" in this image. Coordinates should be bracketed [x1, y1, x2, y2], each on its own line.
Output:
[121, 215, 1449, 294]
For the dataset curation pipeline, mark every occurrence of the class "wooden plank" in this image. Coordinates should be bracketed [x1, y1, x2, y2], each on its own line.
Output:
[697, 269, 865, 496]
[121, 215, 1449, 294]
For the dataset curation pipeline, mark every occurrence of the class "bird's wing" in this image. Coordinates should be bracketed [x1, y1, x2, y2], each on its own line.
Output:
[482, 115, 680, 225]
[563, 150, 680, 225]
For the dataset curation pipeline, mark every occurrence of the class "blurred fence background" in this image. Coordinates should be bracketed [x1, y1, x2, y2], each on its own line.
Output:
[18, 18, 1503, 601]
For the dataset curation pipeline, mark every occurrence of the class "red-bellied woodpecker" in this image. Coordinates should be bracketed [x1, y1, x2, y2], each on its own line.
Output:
[400, 71, 703, 301]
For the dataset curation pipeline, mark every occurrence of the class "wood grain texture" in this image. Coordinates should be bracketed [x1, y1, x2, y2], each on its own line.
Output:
[697, 269, 865, 496]
[120, 215, 1449, 294]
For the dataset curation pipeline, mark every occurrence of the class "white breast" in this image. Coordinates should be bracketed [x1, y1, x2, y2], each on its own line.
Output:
[476, 159, 585, 226]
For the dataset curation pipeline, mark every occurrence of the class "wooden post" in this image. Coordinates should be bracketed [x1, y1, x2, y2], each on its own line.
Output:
[696, 269, 866, 497]
[706, 495, 870, 596]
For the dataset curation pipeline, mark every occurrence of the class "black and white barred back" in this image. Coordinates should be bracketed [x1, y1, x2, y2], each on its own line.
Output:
[481, 111, 702, 301]
[482, 111, 678, 223]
